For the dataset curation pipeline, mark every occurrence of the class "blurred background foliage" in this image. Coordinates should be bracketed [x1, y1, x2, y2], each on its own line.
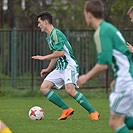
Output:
[0, 0, 133, 30]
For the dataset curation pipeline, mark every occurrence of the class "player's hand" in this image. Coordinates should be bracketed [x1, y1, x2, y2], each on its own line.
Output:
[31, 55, 46, 60]
[77, 74, 88, 87]
[110, 80, 115, 90]
[40, 69, 49, 77]
[127, 42, 133, 53]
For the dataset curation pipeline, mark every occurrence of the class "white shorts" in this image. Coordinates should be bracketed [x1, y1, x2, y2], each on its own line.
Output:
[109, 88, 133, 117]
[44, 69, 79, 89]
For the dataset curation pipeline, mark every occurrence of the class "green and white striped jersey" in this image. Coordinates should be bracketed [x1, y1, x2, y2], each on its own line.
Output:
[46, 28, 79, 72]
[94, 20, 133, 92]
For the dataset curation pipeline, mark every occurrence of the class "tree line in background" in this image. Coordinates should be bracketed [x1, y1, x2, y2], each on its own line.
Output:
[0, 0, 133, 30]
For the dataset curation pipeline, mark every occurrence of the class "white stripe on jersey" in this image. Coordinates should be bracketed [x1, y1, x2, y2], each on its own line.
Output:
[113, 49, 133, 92]
[63, 45, 78, 71]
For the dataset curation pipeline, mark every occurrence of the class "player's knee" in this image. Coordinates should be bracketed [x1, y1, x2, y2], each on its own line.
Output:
[65, 87, 72, 95]
[109, 115, 126, 130]
[109, 116, 117, 130]
[40, 85, 45, 94]
[40, 84, 50, 95]
[65, 84, 77, 96]
[109, 120, 116, 130]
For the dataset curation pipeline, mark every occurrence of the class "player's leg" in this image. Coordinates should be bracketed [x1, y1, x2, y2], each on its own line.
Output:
[40, 80, 69, 109]
[125, 88, 133, 130]
[109, 88, 133, 132]
[40, 70, 73, 120]
[65, 83, 99, 120]
[64, 69, 100, 120]
[109, 115, 130, 133]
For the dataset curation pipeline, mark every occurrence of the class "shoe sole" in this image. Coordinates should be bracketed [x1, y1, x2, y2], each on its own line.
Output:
[58, 110, 74, 120]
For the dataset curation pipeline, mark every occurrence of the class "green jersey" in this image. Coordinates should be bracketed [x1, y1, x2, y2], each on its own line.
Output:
[46, 28, 79, 72]
[94, 20, 133, 92]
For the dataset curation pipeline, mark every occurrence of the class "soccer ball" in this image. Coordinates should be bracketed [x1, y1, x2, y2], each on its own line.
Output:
[29, 106, 44, 120]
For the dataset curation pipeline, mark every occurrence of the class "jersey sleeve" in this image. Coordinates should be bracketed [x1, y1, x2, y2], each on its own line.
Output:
[52, 31, 64, 51]
[95, 31, 113, 65]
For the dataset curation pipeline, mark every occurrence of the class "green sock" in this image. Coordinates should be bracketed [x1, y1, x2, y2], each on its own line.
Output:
[125, 117, 133, 129]
[73, 92, 95, 113]
[115, 124, 130, 133]
[45, 90, 69, 109]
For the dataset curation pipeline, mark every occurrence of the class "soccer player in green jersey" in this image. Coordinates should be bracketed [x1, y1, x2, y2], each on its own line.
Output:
[77, 0, 133, 133]
[32, 11, 100, 120]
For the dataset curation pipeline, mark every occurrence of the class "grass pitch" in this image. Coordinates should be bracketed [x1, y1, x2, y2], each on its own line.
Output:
[0, 89, 132, 133]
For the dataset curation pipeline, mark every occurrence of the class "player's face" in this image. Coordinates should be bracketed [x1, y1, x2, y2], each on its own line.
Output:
[84, 10, 92, 26]
[37, 18, 47, 32]
[129, 13, 133, 23]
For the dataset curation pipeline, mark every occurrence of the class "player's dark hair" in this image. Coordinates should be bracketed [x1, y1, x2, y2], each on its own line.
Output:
[37, 11, 53, 24]
[84, 0, 104, 19]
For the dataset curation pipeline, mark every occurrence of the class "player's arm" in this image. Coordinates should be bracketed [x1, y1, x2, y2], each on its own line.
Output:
[47, 59, 57, 71]
[77, 64, 108, 86]
[31, 50, 64, 60]
[110, 79, 115, 90]
[32, 32, 65, 61]
[44, 50, 64, 60]
[40, 59, 57, 77]
[78, 31, 112, 87]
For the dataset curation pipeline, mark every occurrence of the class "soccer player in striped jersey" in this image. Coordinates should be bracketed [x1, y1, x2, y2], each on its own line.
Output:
[32, 11, 100, 120]
[77, 0, 133, 133]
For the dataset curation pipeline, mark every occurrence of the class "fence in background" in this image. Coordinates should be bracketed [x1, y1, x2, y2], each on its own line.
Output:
[0, 29, 133, 91]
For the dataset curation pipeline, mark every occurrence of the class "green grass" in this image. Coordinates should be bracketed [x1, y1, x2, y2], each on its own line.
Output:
[0, 89, 133, 133]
